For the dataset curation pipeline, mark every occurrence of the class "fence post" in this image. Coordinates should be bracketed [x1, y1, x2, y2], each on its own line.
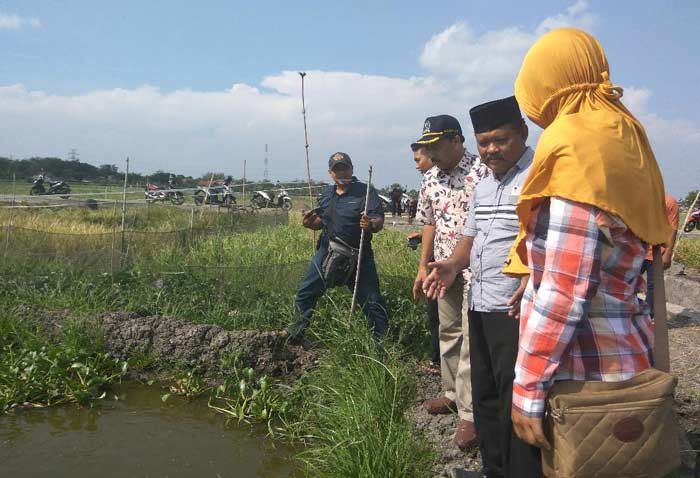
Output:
[111, 225, 117, 278]
[3, 172, 16, 258]
[242, 160, 247, 205]
[120, 157, 129, 261]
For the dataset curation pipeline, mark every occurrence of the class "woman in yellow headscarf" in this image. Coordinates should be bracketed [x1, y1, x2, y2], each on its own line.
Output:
[507, 28, 672, 454]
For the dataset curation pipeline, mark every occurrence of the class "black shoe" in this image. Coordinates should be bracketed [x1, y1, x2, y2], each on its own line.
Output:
[451, 468, 486, 478]
[284, 320, 309, 344]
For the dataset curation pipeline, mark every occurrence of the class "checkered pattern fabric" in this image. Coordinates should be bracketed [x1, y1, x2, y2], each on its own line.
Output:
[512, 197, 654, 417]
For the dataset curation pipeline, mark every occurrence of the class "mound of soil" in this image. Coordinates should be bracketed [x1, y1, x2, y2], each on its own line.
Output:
[98, 312, 316, 380]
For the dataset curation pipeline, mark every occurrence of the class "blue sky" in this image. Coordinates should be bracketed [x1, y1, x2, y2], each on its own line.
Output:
[1, 0, 699, 195]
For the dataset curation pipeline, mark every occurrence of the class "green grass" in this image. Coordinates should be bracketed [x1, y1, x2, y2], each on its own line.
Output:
[0, 208, 428, 351]
[675, 237, 700, 270]
[285, 318, 434, 478]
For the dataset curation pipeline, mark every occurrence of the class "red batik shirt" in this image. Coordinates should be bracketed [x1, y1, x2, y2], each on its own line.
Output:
[512, 197, 654, 418]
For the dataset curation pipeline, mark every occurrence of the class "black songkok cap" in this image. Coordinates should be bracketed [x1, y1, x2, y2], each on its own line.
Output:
[469, 96, 523, 134]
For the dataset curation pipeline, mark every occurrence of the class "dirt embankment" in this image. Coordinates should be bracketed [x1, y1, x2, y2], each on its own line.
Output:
[30, 310, 316, 381]
[98, 312, 316, 379]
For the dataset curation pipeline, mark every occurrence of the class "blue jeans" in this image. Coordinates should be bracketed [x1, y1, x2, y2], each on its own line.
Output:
[290, 246, 389, 341]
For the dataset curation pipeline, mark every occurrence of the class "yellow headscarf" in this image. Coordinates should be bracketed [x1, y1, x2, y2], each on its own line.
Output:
[504, 28, 671, 275]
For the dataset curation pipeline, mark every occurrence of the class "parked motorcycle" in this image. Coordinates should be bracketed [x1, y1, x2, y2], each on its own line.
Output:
[683, 209, 700, 232]
[194, 178, 236, 206]
[377, 194, 392, 213]
[250, 189, 292, 210]
[30, 175, 71, 198]
[144, 183, 185, 205]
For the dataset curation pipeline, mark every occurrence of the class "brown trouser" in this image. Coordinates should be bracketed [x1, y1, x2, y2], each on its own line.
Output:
[437, 275, 473, 421]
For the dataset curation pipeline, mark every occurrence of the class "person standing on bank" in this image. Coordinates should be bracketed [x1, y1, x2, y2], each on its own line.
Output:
[643, 193, 680, 313]
[504, 28, 672, 461]
[286, 152, 389, 343]
[424, 97, 543, 477]
[413, 115, 488, 449]
[391, 184, 404, 217]
[407, 143, 441, 373]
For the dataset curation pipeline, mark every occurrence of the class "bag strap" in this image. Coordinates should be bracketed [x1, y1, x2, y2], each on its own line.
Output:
[652, 245, 671, 373]
[326, 190, 338, 241]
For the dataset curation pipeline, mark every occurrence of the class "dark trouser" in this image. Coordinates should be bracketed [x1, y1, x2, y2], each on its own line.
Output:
[427, 298, 440, 365]
[291, 246, 389, 341]
[391, 199, 402, 217]
[469, 310, 542, 478]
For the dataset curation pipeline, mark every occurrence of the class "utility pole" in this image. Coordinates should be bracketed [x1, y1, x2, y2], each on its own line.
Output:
[68, 148, 79, 161]
[264, 144, 269, 181]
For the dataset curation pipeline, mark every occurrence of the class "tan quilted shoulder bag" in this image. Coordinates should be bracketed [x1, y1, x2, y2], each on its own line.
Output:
[541, 247, 681, 478]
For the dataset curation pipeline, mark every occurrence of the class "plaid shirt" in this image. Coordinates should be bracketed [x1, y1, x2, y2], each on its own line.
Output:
[512, 197, 653, 418]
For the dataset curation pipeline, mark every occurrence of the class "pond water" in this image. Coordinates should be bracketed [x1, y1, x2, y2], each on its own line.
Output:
[0, 383, 299, 478]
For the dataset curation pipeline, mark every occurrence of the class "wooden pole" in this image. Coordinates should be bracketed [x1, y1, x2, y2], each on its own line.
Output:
[350, 165, 373, 319]
[299, 72, 316, 250]
[120, 157, 129, 258]
[4, 172, 16, 258]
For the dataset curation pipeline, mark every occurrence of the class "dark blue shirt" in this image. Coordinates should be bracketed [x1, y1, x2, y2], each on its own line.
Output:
[318, 177, 384, 249]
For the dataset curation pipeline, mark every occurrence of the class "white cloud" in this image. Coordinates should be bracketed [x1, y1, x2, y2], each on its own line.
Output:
[0, 12, 42, 30]
[619, 86, 700, 195]
[0, 76, 454, 185]
[419, 0, 597, 103]
[420, 23, 533, 98]
[623, 86, 700, 144]
[535, 0, 597, 36]
[622, 86, 653, 114]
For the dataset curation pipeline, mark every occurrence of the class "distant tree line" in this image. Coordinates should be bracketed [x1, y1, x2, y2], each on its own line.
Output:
[683, 190, 699, 209]
[0, 156, 330, 192]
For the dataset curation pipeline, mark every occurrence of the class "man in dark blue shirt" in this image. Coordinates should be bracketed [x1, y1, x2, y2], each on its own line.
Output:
[286, 152, 389, 342]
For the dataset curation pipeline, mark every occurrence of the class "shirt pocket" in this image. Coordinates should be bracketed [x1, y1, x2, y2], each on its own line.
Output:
[339, 199, 363, 221]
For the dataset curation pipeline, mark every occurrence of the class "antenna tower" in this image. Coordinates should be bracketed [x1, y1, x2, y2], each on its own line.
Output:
[68, 148, 79, 161]
[264, 143, 269, 181]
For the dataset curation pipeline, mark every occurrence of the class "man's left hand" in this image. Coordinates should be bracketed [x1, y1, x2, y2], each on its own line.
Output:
[512, 407, 550, 450]
[506, 274, 529, 319]
[360, 214, 373, 231]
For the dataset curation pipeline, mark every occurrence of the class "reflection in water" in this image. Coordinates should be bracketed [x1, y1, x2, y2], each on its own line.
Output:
[0, 383, 298, 478]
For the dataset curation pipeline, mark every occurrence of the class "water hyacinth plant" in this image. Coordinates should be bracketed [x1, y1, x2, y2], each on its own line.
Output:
[0, 316, 128, 413]
[208, 366, 290, 429]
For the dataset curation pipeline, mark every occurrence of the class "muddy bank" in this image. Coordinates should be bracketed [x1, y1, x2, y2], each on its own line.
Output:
[26, 309, 316, 381]
[99, 312, 317, 380]
[410, 369, 481, 477]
